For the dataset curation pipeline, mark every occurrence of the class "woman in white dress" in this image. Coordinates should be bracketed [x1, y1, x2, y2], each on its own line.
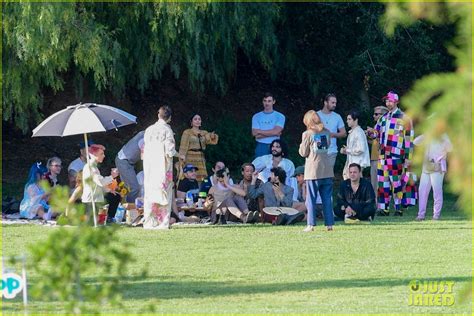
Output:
[143, 106, 184, 229]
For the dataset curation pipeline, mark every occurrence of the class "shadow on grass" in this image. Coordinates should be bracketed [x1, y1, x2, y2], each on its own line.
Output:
[117, 275, 471, 300]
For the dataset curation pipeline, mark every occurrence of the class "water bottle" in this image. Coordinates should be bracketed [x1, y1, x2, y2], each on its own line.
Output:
[186, 191, 194, 207]
[114, 203, 126, 223]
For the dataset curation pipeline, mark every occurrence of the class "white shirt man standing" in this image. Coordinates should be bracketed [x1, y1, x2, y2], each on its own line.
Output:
[251, 92, 286, 158]
[317, 93, 346, 170]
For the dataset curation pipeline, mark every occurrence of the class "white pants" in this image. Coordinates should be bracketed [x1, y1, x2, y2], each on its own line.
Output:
[418, 172, 445, 219]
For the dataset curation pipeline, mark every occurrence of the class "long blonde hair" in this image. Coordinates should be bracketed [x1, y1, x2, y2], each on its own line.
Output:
[303, 110, 324, 133]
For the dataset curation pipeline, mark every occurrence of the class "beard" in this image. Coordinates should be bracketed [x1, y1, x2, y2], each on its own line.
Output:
[271, 150, 282, 157]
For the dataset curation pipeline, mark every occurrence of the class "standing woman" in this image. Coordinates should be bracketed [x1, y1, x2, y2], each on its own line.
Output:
[179, 114, 219, 182]
[340, 110, 370, 180]
[299, 110, 335, 232]
[143, 106, 183, 229]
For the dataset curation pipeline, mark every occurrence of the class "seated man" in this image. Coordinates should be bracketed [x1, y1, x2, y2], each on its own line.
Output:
[334, 163, 376, 223]
[68, 140, 94, 190]
[248, 167, 303, 225]
[291, 166, 307, 213]
[206, 168, 258, 224]
[239, 163, 264, 215]
[177, 164, 200, 200]
[251, 139, 299, 201]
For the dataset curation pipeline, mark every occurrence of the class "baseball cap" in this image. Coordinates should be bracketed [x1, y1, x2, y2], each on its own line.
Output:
[382, 91, 399, 102]
[292, 166, 305, 177]
[183, 164, 199, 173]
[79, 140, 95, 149]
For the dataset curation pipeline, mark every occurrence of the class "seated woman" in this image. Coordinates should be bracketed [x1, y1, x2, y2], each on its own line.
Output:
[41, 156, 63, 219]
[206, 169, 258, 224]
[42, 156, 63, 187]
[19, 162, 49, 219]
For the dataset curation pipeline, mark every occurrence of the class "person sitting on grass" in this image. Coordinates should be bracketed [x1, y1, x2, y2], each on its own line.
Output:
[248, 167, 303, 225]
[238, 163, 264, 217]
[43, 156, 63, 187]
[334, 163, 376, 223]
[206, 168, 259, 225]
[199, 161, 234, 195]
[292, 165, 307, 213]
[19, 162, 49, 220]
[176, 164, 200, 200]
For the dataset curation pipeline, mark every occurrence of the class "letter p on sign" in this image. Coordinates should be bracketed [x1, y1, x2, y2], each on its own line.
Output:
[1, 273, 24, 299]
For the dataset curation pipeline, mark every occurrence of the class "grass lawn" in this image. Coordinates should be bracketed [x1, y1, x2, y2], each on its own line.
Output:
[1, 197, 472, 314]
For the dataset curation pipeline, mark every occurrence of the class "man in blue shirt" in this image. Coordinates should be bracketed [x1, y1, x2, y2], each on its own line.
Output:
[317, 93, 347, 171]
[252, 92, 286, 158]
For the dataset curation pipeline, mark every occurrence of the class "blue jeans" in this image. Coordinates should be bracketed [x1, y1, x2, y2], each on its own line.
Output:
[306, 178, 334, 226]
[254, 142, 271, 159]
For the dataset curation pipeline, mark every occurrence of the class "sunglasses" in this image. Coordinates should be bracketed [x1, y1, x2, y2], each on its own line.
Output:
[373, 113, 383, 116]
[51, 164, 62, 167]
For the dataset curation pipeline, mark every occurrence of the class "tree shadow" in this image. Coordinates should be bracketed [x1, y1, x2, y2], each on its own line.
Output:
[119, 275, 471, 300]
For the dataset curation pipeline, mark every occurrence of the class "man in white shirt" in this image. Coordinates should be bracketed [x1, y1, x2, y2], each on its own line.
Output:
[252, 139, 298, 201]
[317, 93, 347, 170]
[251, 92, 286, 158]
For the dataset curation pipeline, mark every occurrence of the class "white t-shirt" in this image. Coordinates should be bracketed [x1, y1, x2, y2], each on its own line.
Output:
[251, 154, 299, 201]
[317, 110, 345, 155]
[251, 110, 285, 144]
[68, 157, 85, 173]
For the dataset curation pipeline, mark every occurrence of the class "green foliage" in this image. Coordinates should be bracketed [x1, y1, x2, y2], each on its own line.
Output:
[276, 2, 455, 107]
[3, 2, 455, 134]
[3, 2, 281, 132]
[381, 1, 471, 215]
[29, 223, 133, 314]
[203, 114, 255, 178]
[25, 183, 134, 313]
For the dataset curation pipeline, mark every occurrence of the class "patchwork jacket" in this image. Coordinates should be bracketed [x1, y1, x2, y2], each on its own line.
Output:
[370, 108, 414, 162]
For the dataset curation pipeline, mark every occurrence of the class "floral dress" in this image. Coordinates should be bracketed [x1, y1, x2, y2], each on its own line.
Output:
[143, 119, 178, 229]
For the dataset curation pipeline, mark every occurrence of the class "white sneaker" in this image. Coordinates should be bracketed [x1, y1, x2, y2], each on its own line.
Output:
[303, 225, 314, 232]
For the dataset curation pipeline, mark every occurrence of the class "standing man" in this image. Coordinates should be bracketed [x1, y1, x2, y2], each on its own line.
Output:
[252, 92, 286, 158]
[367, 106, 389, 196]
[143, 106, 183, 229]
[367, 91, 414, 216]
[317, 93, 346, 171]
[115, 131, 145, 203]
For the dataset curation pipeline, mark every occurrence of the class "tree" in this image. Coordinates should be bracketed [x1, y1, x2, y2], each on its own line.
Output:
[2, 2, 455, 135]
[381, 1, 471, 214]
[2, 2, 281, 133]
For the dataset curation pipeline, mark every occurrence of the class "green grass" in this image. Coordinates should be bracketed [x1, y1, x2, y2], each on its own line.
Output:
[1, 202, 472, 314]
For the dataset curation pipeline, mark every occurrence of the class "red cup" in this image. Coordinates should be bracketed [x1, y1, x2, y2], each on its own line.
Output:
[98, 213, 106, 225]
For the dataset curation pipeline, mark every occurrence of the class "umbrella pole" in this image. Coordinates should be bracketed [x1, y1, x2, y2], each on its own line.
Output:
[84, 133, 97, 227]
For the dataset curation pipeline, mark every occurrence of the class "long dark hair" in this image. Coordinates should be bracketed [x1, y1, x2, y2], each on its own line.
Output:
[189, 113, 201, 128]
[25, 162, 47, 189]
